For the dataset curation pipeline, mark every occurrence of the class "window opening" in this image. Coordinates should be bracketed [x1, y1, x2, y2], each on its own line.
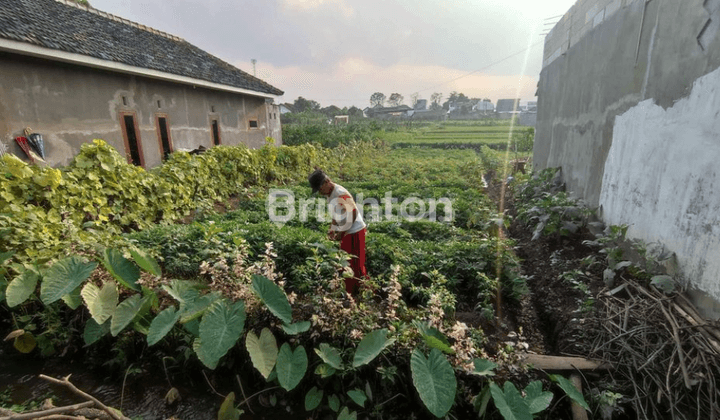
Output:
[122, 114, 143, 166]
[122, 96, 127, 106]
[249, 119, 259, 128]
[157, 100, 162, 109]
[157, 116, 172, 160]
[211, 119, 221, 145]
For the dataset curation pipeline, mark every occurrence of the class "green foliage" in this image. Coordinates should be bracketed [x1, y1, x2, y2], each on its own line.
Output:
[550, 374, 590, 411]
[195, 299, 246, 369]
[41, 256, 97, 305]
[217, 392, 243, 420]
[251, 274, 293, 324]
[276, 343, 308, 391]
[110, 294, 145, 336]
[82, 281, 118, 324]
[315, 343, 343, 370]
[6, 269, 39, 307]
[471, 358, 498, 377]
[352, 329, 395, 367]
[305, 387, 323, 411]
[410, 348, 457, 418]
[147, 306, 180, 346]
[246, 328, 279, 379]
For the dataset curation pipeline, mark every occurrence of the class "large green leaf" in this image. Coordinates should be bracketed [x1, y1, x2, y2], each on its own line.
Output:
[101, 248, 140, 291]
[276, 343, 308, 391]
[196, 299, 246, 369]
[246, 328, 278, 379]
[81, 281, 118, 324]
[410, 348, 457, 418]
[315, 343, 343, 370]
[111, 294, 145, 336]
[6, 270, 39, 307]
[61, 285, 83, 310]
[337, 407, 357, 420]
[251, 274, 292, 324]
[0, 250, 14, 264]
[217, 392, 242, 420]
[347, 389, 367, 407]
[472, 358, 497, 377]
[147, 306, 180, 346]
[314, 363, 336, 378]
[327, 394, 340, 412]
[489, 382, 532, 420]
[14, 332, 36, 353]
[549, 374, 590, 411]
[352, 329, 395, 367]
[179, 292, 221, 324]
[304, 386, 323, 411]
[0, 276, 7, 303]
[162, 280, 201, 305]
[129, 248, 161, 276]
[415, 321, 455, 354]
[40, 256, 97, 304]
[282, 321, 311, 335]
[83, 318, 110, 346]
[524, 381, 553, 414]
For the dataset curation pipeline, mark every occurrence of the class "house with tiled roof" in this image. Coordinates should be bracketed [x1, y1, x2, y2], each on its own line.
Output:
[0, 0, 284, 168]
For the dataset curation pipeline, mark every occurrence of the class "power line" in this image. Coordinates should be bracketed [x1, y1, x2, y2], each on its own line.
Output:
[415, 39, 545, 94]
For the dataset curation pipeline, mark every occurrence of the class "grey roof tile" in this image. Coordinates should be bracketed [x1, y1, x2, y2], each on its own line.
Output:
[0, 0, 283, 96]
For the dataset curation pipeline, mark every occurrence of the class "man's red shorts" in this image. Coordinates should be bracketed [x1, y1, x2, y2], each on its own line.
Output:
[340, 228, 368, 294]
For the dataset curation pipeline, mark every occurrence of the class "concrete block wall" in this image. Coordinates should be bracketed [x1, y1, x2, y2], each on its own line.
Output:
[543, 0, 637, 68]
[535, 0, 720, 319]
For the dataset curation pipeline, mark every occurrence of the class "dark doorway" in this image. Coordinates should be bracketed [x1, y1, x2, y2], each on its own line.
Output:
[211, 119, 221, 145]
[121, 112, 144, 167]
[156, 115, 172, 160]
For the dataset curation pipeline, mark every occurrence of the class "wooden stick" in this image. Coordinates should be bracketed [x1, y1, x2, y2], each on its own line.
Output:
[569, 374, 588, 420]
[658, 305, 692, 390]
[0, 401, 93, 420]
[524, 354, 611, 371]
[38, 375, 128, 420]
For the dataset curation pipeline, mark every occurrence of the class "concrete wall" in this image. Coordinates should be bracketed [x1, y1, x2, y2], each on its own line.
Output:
[0, 52, 282, 168]
[535, 0, 720, 318]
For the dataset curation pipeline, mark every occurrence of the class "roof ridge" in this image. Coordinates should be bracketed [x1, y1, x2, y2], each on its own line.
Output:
[53, 0, 185, 43]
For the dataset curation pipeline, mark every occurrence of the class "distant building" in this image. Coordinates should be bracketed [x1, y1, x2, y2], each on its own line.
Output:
[414, 99, 427, 110]
[473, 101, 495, 112]
[279, 103, 295, 114]
[363, 105, 413, 119]
[496, 99, 521, 113]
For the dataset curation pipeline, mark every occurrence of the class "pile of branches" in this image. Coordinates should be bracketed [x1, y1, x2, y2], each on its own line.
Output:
[0, 375, 130, 420]
[590, 278, 720, 420]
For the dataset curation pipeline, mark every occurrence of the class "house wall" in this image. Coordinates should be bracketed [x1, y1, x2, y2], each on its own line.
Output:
[0, 53, 281, 168]
[535, 0, 720, 318]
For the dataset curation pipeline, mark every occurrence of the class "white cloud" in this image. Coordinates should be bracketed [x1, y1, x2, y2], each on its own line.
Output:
[282, 0, 354, 18]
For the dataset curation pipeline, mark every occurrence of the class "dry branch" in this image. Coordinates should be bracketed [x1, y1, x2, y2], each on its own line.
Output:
[38, 375, 129, 420]
[0, 401, 93, 420]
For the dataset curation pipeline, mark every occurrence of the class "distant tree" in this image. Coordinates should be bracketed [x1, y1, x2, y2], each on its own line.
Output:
[430, 92, 443, 110]
[410, 93, 420, 107]
[370, 92, 386, 108]
[443, 91, 470, 110]
[347, 106, 364, 117]
[321, 105, 342, 118]
[387, 93, 404, 107]
[294, 96, 321, 113]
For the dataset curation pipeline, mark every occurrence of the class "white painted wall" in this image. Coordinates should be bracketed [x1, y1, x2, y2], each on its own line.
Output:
[600, 66, 720, 302]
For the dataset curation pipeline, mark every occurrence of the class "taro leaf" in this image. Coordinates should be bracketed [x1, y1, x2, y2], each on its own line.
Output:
[179, 292, 220, 324]
[347, 389, 367, 407]
[614, 261, 633, 271]
[101, 248, 140, 291]
[129, 248, 161, 276]
[337, 407, 357, 420]
[304, 386, 323, 411]
[276, 343, 308, 391]
[83, 318, 110, 346]
[147, 306, 181, 346]
[6, 269, 39, 307]
[14, 332, 36, 353]
[81, 281, 118, 324]
[251, 274, 292, 324]
[41, 256, 97, 304]
[415, 321, 455, 354]
[651, 275, 675, 295]
[61, 285, 83, 310]
[183, 318, 200, 337]
[162, 280, 200, 305]
[473, 385, 491, 417]
[4, 329, 24, 341]
[353, 328, 395, 368]
[111, 294, 145, 336]
[490, 381, 532, 420]
[328, 394, 340, 412]
[410, 348, 457, 418]
[196, 300, 246, 369]
[217, 391, 241, 420]
[524, 381, 553, 414]
[314, 363, 336, 378]
[0, 250, 13, 264]
[365, 382, 373, 402]
[0, 276, 7, 303]
[282, 321, 311, 335]
[315, 343, 343, 370]
[549, 374, 589, 411]
[246, 328, 278, 379]
[472, 358, 497, 377]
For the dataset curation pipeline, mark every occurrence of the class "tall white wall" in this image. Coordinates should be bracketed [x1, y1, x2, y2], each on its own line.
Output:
[600, 67, 720, 304]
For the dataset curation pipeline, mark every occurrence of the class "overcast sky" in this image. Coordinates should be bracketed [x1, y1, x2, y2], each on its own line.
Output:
[89, 0, 577, 108]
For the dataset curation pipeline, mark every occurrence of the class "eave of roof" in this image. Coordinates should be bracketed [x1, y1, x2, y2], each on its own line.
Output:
[0, 38, 278, 99]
